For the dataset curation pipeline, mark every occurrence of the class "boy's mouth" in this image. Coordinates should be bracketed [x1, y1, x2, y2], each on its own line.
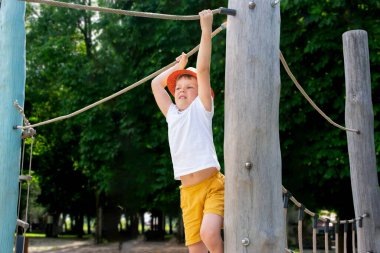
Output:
[179, 95, 186, 99]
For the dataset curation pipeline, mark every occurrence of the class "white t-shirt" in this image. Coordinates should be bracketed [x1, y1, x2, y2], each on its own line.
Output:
[166, 97, 220, 180]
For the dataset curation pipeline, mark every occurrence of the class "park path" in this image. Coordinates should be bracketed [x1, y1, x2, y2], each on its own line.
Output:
[27, 237, 187, 253]
[27, 237, 332, 252]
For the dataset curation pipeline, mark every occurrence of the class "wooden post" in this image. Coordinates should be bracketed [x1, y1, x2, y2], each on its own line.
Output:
[224, 0, 284, 252]
[343, 30, 380, 253]
[0, 0, 26, 251]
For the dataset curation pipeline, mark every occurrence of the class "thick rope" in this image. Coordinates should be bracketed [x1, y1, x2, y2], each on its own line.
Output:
[282, 186, 367, 224]
[279, 52, 360, 134]
[22, 0, 222, 20]
[18, 23, 226, 130]
[282, 186, 369, 253]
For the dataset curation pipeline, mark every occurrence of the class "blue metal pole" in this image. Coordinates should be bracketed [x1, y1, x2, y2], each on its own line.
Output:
[0, 0, 26, 251]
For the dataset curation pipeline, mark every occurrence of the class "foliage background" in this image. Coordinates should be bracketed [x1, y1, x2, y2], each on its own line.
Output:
[23, 0, 379, 235]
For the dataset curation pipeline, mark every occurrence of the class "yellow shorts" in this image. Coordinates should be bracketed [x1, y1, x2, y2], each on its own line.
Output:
[180, 171, 224, 246]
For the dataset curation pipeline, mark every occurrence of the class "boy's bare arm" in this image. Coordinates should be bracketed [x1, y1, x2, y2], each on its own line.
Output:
[196, 10, 213, 112]
[151, 53, 188, 116]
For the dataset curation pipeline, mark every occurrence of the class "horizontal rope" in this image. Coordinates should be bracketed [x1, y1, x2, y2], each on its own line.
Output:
[22, 0, 225, 20]
[282, 186, 367, 224]
[279, 52, 360, 134]
[17, 23, 226, 130]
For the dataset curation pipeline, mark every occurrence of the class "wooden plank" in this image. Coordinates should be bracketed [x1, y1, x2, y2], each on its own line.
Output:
[224, 0, 284, 252]
[343, 29, 380, 253]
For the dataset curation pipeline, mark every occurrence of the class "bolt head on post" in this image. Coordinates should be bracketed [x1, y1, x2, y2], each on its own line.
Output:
[248, 1, 256, 9]
[242, 237, 250, 246]
[271, 0, 280, 7]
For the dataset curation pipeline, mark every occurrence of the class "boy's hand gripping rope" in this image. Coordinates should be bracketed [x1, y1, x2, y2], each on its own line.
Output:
[21, 0, 236, 20]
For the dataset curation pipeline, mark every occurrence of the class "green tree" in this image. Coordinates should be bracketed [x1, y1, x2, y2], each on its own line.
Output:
[24, 0, 379, 243]
[279, 0, 380, 218]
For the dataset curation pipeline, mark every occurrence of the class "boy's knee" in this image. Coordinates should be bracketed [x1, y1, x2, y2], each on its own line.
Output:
[200, 227, 221, 245]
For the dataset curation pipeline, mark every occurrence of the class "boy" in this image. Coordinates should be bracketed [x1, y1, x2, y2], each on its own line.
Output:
[151, 9, 224, 253]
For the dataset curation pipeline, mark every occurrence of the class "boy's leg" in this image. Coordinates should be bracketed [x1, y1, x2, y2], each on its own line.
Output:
[200, 213, 224, 253]
[188, 241, 208, 253]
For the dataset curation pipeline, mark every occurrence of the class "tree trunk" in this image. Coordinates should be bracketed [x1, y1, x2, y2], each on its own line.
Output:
[95, 193, 103, 244]
[75, 214, 84, 238]
[102, 206, 120, 240]
[343, 29, 380, 253]
[224, 0, 284, 252]
[87, 215, 91, 234]
[140, 212, 145, 234]
[169, 216, 173, 234]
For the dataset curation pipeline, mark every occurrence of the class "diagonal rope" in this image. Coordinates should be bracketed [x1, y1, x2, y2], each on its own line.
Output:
[24, 138, 34, 227]
[279, 52, 360, 134]
[17, 140, 26, 222]
[22, 0, 226, 20]
[21, 137, 34, 253]
[17, 23, 226, 130]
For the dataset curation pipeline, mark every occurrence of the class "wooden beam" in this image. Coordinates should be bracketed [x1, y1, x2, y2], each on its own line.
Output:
[0, 0, 26, 251]
[343, 30, 380, 253]
[224, 0, 284, 252]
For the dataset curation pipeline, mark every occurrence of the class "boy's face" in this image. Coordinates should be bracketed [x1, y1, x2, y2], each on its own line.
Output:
[174, 76, 198, 111]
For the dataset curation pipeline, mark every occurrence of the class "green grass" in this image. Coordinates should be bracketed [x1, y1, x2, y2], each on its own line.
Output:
[23, 233, 92, 239]
[24, 233, 46, 238]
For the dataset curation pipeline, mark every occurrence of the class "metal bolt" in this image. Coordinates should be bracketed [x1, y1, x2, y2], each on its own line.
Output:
[271, 0, 280, 7]
[248, 1, 256, 9]
[242, 237, 250, 246]
[245, 162, 252, 170]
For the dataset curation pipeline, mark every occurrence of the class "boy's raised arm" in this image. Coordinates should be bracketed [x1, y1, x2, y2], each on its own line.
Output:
[196, 10, 213, 112]
[151, 53, 188, 116]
